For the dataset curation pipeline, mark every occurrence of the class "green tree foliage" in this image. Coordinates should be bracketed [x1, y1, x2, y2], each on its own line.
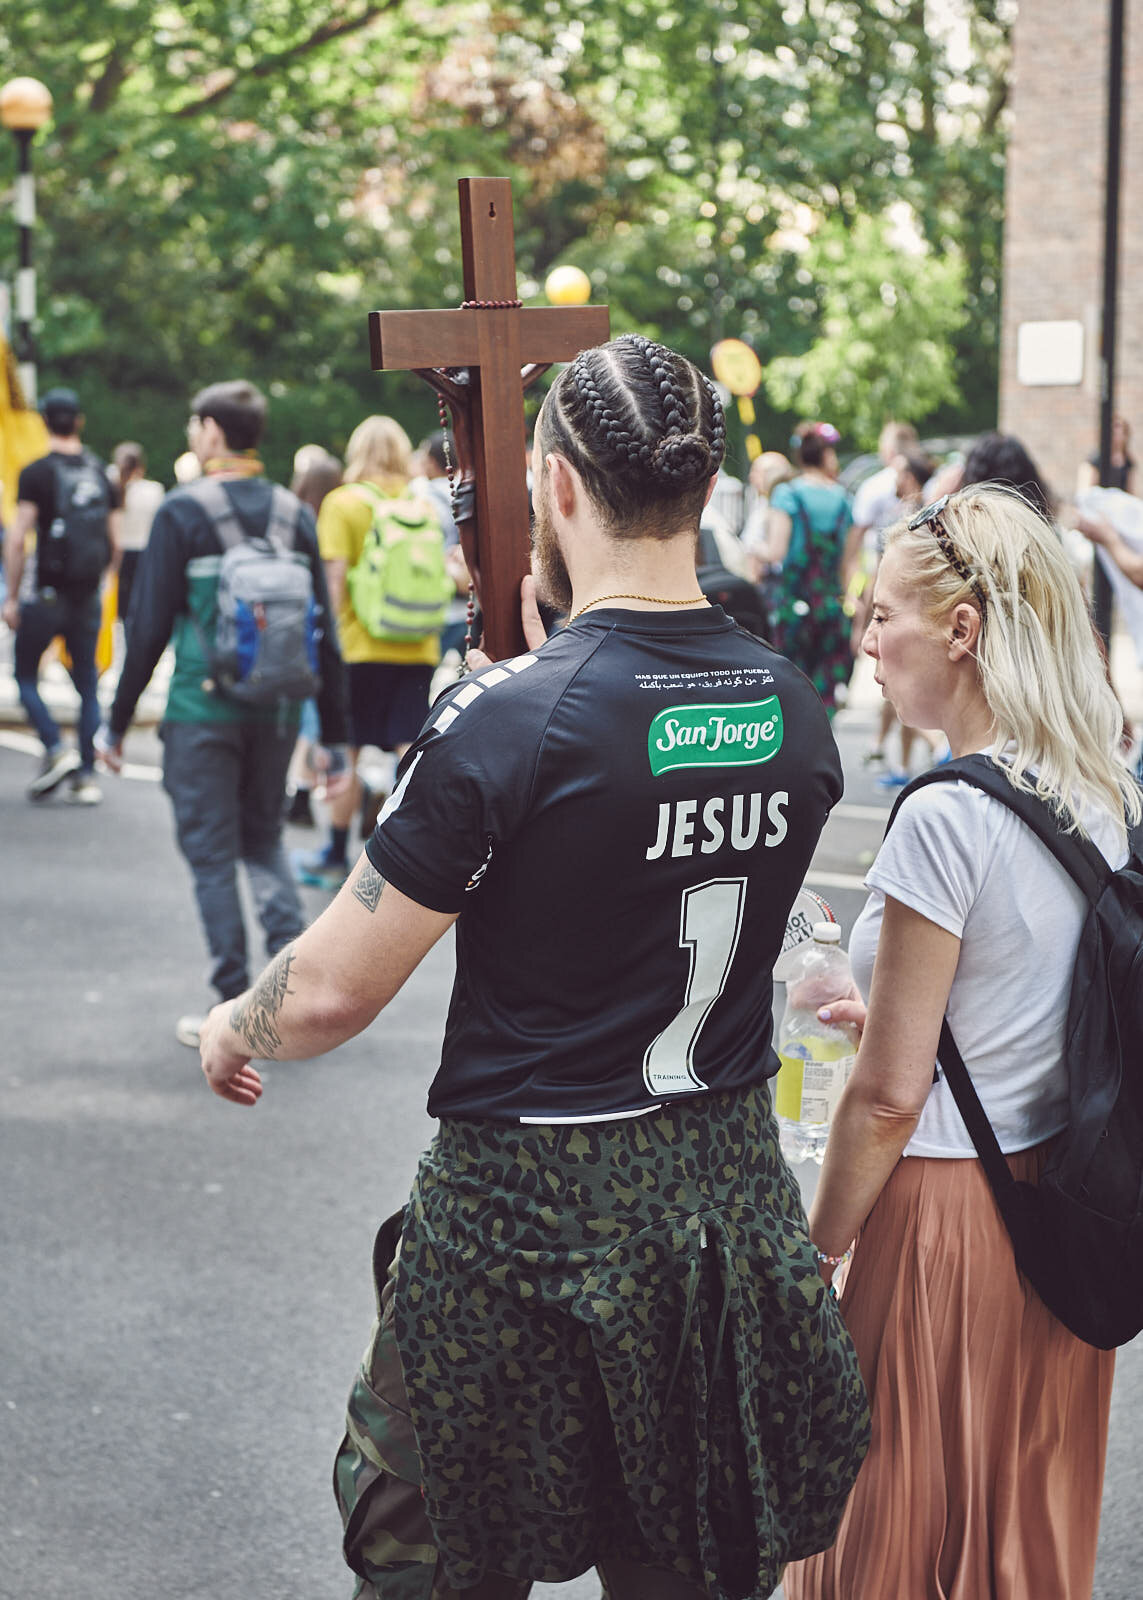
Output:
[514, 0, 1011, 456]
[763, 214, 966, 446]
[0, 0, 1011, 480]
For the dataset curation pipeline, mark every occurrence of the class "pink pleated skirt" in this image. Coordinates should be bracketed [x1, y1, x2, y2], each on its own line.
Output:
[784, 1146, 1115, 1600]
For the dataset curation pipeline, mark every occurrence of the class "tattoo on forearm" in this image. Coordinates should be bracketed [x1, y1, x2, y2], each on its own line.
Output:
[352, 861, 386, 913]
[230, 945, 297, 1057]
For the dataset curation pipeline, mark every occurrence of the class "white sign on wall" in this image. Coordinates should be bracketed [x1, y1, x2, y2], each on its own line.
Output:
[1016, 320, 1085, 387]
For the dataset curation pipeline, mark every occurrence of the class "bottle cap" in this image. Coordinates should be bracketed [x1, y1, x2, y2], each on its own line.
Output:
[812, 921, 842, 943]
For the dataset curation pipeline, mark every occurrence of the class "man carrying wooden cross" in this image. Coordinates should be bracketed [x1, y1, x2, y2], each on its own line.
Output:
[197, 335, 869, 1600]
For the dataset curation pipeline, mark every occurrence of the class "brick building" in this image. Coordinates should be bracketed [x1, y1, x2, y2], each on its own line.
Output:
[1000, 0, 1143, 502]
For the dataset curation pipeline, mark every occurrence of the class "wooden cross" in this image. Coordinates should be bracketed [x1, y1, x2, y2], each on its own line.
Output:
[368, 177, 610, 659]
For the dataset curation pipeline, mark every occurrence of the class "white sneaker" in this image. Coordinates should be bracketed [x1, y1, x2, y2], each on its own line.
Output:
[175, 1014, 205, 1048]
[66, 773, 103, 805]
[28, 746, 81, 800]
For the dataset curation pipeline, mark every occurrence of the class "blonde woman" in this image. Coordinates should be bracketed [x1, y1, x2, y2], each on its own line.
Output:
[786, 486, 1140, 1600]
[294, 416, 443, 889]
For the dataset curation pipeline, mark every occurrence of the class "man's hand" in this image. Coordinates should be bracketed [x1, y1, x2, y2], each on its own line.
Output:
[1, 596, 19, 632]
[199, 1001, 264, 1106]
[465, 575, 546, 671]
[94, 724, 124, 774]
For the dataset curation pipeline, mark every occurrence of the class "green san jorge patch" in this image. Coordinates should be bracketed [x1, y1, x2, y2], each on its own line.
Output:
[648, 696, 784, 776]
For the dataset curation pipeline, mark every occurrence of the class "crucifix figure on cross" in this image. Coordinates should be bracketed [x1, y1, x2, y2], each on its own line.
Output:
[368, 177, 610, 660]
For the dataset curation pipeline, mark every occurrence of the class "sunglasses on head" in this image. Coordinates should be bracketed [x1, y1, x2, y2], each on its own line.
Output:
[908, 495, 987, 614]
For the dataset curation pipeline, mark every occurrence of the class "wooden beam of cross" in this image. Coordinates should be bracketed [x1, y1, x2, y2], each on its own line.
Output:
[368, 177, 610, 660]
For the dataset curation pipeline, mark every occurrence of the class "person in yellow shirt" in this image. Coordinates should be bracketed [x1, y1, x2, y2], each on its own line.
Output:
[294, 415, 442, 889]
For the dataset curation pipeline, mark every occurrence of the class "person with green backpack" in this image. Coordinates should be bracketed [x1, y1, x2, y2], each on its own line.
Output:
[294, 415, 453, 890]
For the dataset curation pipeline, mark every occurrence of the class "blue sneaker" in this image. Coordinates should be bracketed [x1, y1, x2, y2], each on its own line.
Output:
[877, 769, 911, 789]
[292, 845, 349, 890]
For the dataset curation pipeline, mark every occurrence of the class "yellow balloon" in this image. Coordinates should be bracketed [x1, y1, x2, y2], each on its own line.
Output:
[544, 265, 592, 306]
[711, 338, 763, 397]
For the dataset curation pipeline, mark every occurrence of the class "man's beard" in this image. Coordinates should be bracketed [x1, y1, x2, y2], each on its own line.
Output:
[531, 481, 573, 614]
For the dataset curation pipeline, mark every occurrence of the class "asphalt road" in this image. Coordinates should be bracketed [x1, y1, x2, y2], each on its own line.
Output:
[1, 690, 1139, 1600]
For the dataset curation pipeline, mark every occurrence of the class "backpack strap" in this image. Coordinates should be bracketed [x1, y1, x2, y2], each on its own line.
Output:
[935, 1019, 1022, 1199]
[351, 481, 388, 507]
[184, 477, 247, 552]
[885, 754, 1124, 1186]
[184, 477, 300, 553]
[265, 484, 302, 552]
[887, 753, 1112, 905]
[350, 481, 438, 534]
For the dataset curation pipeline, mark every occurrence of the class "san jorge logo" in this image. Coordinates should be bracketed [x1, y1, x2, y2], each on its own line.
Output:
[648, 696, 784, 776]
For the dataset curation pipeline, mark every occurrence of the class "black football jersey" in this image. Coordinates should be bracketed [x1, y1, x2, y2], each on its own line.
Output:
[367, 605, 843, 1122]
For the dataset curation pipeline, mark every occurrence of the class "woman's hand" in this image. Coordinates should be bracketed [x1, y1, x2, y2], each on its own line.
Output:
[816, 984, 867, 1037]
[787, 979, 866, 1036]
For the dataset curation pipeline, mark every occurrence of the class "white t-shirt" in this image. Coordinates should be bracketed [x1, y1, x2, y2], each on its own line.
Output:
[849, 772, 1127, 1157]
[850, 465, 901, 555]
[119, 477, 166, 552]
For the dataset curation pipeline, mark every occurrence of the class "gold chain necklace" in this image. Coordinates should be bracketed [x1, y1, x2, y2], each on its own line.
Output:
[569, 593, 707, 623]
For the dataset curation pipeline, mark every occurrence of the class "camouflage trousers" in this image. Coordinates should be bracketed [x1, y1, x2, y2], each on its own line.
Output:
[334, 1087, 869, 1600]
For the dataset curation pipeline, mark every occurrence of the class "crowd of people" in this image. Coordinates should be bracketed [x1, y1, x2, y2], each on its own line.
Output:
[4, 350, 1143, 1600]
[1, 381, 475, 1044]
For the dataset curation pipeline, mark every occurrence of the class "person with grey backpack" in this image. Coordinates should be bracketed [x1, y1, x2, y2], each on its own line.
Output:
[97, 380, 349, 1048]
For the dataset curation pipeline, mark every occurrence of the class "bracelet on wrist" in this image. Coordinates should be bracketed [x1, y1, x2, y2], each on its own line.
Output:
[813, 1246, 853, 1268]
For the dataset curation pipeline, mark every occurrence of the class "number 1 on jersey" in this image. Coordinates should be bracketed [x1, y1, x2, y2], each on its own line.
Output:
[643, 877, 747, 1097]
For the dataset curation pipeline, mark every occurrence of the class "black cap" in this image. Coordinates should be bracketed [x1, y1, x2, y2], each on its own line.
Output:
[40, 386, 81, 416]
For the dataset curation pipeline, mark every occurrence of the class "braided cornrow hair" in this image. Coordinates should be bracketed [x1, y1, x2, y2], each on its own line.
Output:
[571, 351, 654, 469]
[538, 335, 726, 539]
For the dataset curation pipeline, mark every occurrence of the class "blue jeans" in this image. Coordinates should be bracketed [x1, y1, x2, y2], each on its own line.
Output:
[161, 719, 304, 1002]
[14, 591, 102, 772]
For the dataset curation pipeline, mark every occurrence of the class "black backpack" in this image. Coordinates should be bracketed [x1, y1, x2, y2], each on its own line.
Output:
[695, 528, 769, 638]
[888, 753, 1143, 1349]
[36, 452, 112, 596]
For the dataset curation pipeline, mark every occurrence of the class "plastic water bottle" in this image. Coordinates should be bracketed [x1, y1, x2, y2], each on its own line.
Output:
[773, 922, 860, 1164]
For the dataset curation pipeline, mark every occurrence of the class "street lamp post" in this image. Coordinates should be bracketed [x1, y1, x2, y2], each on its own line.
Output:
[1092, 0, 1127, 650]
[0, 76, 53, 408]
